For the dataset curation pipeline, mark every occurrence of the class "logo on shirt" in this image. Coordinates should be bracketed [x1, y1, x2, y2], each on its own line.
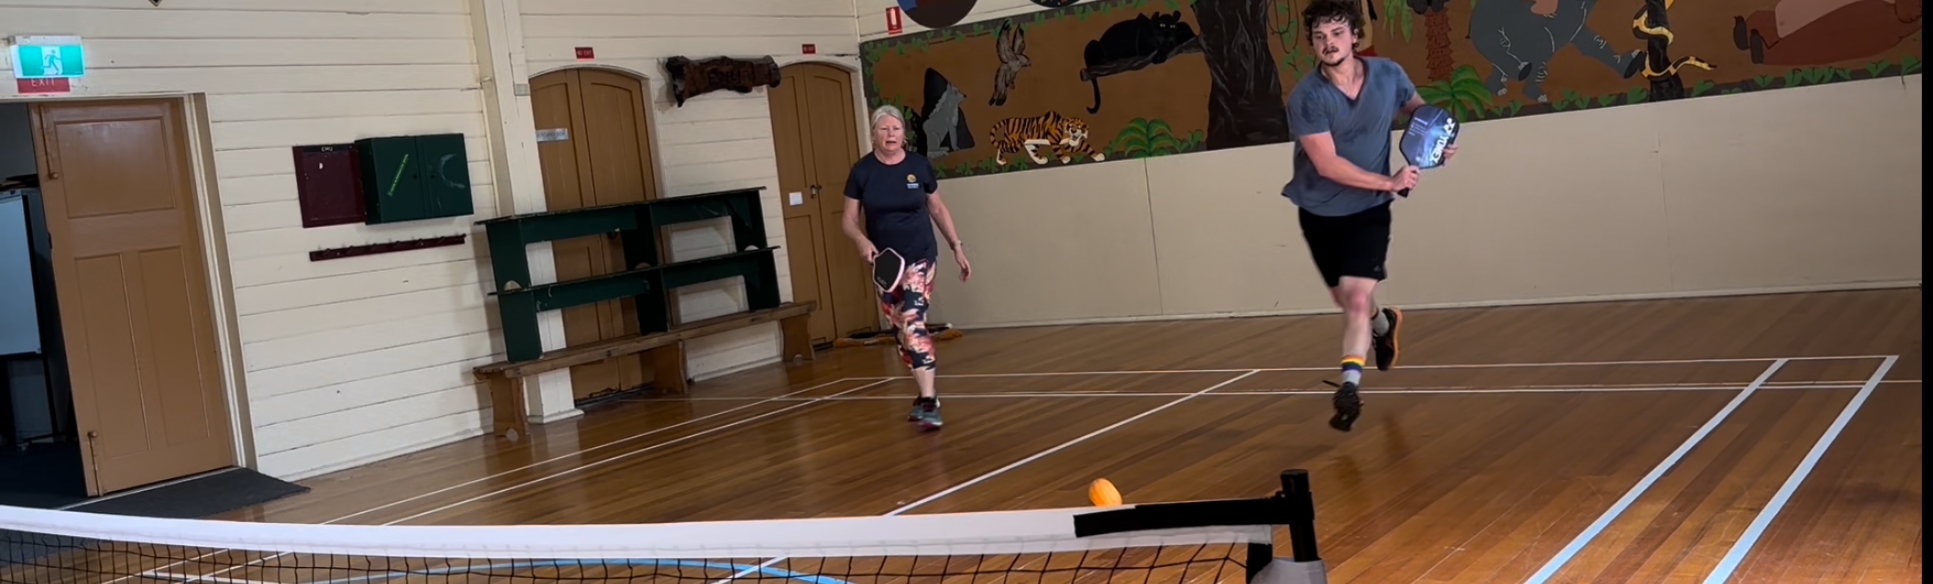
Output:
[906, 173, 919, 189]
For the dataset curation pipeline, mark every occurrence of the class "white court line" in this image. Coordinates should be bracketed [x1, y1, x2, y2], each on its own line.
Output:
[146, 573, 280, 584]
[1699, 355, 1900, 584]
[381, 381, 892, 524]
[1520, 358, 1790, 584]
[627, 380, 1901, 403]
[151, 377, 883, 584]
[684, 385, 1865, 401]
[340, 376, 872, 524]
[708, 369, 1265, 584]
[840, 354, 1893, 381]
[142, 351, 1905, 581]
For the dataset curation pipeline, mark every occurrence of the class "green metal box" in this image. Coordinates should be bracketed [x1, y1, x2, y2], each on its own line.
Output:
[356, 133, 475, 224]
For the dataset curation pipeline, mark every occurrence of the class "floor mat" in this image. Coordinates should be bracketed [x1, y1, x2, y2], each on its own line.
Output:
[66, 467, 310, 519]
[3, 467, 310, 569]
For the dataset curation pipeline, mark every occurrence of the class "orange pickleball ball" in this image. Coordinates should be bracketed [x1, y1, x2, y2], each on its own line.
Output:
[1088, 478, 1123, 507]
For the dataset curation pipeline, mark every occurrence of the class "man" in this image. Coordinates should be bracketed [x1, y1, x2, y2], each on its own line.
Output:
[1282, 0, 1454, 432]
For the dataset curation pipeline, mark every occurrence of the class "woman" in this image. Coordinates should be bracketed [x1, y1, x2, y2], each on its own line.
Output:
[842, 105, 972, 431]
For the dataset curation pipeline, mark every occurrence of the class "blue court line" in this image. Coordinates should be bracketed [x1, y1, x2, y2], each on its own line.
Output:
[1699, 355, 1899, 584]
[302, 558, 855, 584]
[1520, 359, 1789, 584]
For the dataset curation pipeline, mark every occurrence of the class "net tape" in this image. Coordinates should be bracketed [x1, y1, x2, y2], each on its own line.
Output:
[3, 504, 1270, 560]
[1, 492, 1311, 584]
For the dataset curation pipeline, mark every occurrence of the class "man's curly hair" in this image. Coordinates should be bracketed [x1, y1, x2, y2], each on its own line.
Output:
[1301, 0, 1365, 42]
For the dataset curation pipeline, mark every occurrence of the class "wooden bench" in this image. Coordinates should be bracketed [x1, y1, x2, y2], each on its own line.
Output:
[470, 186, 812, 441]
[473, 301, 816, 441]
[478, 188, 782, 364]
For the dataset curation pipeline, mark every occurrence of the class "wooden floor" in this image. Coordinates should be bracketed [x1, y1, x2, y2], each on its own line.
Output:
[152, 289, 1929, 582]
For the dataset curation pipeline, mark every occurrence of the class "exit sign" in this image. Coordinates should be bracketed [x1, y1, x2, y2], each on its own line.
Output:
[9, 36, 85, 79]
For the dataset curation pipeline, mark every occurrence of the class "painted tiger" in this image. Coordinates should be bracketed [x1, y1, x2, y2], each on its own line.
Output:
[987, 111, 1107, 166]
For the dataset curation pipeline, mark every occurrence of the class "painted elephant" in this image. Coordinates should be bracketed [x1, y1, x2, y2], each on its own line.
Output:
[1467, 0, 1645, 102]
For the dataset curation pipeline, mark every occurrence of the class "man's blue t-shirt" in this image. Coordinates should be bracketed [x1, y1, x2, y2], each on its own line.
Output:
[1281, 57, 1418, 218]
[844, 152, 940, 263]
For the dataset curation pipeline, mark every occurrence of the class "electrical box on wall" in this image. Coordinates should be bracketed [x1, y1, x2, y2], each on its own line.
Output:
[292, 144, 364, 228]
[354, 133, 474, 224]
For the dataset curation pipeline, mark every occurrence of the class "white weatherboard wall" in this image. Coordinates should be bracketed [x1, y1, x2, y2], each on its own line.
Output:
[0, 0, 860, 483]
[517, 0, 861, 379]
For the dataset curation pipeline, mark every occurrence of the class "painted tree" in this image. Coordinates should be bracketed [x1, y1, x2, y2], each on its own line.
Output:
[1406, 0, 1455, 81]
[1194, 0, 1295, 149]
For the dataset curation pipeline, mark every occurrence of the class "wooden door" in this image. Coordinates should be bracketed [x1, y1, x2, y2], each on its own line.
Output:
[767, 63, 876, 345]
[766, 71, 835, 345]
[530, 68, 661, 400]
[29, 99, 234, 495]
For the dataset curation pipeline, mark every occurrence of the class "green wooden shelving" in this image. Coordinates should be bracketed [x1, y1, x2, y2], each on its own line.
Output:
[477, 187, 780, 362]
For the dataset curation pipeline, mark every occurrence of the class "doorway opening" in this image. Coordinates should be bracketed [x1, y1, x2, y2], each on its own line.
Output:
[0, 101, 84, 508]
[0, 98, 262, 513]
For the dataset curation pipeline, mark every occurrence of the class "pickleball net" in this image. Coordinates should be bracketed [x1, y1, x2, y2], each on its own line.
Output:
[2, 470, 1327, 584]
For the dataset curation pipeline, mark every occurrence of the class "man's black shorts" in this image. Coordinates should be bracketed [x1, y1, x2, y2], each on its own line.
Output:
[1297, 202, 1392, 289]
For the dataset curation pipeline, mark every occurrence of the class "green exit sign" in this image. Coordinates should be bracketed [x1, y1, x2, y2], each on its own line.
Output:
[10, 36, 85, 79]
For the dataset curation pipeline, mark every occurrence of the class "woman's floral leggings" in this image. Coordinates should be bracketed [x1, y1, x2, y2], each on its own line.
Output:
[879, 259, 937, 370]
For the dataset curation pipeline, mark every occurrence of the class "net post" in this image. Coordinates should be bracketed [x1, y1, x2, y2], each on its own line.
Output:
[1279, 469, 1320, 563]
[1245, 469, 1328, 584]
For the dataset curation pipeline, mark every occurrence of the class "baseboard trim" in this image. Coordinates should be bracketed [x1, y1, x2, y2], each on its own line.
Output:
[529, 408, 585, 424]
[944, 280, 1922, 331]
[273, 424, 490, 483]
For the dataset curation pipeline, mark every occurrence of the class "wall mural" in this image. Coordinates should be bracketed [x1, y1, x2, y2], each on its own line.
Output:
[860, 0, 1922, 179]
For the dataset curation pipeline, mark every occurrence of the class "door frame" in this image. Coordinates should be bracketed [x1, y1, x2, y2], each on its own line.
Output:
[2, 94, 254, 483]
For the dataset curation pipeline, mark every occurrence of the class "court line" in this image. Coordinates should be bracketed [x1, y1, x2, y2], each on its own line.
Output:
[617, 380, 1900, 403]
[141, 354, 1901, 580]
[174, 378, 886, 582]
[380, 385, 894, 524]
[153, 377, 883, 584]
[901, 384, 1861, 398]
[1699, 355, 1900, 584]
[656, 385, 1865, 401]
[1520, 358, 1791, 584]
[709, 369, 1265, 584]
[146, 573, 276, 584]
[148, 351, 1902, 580]
[331, 376, 874, 525]
[840, 354, 1892, 380]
